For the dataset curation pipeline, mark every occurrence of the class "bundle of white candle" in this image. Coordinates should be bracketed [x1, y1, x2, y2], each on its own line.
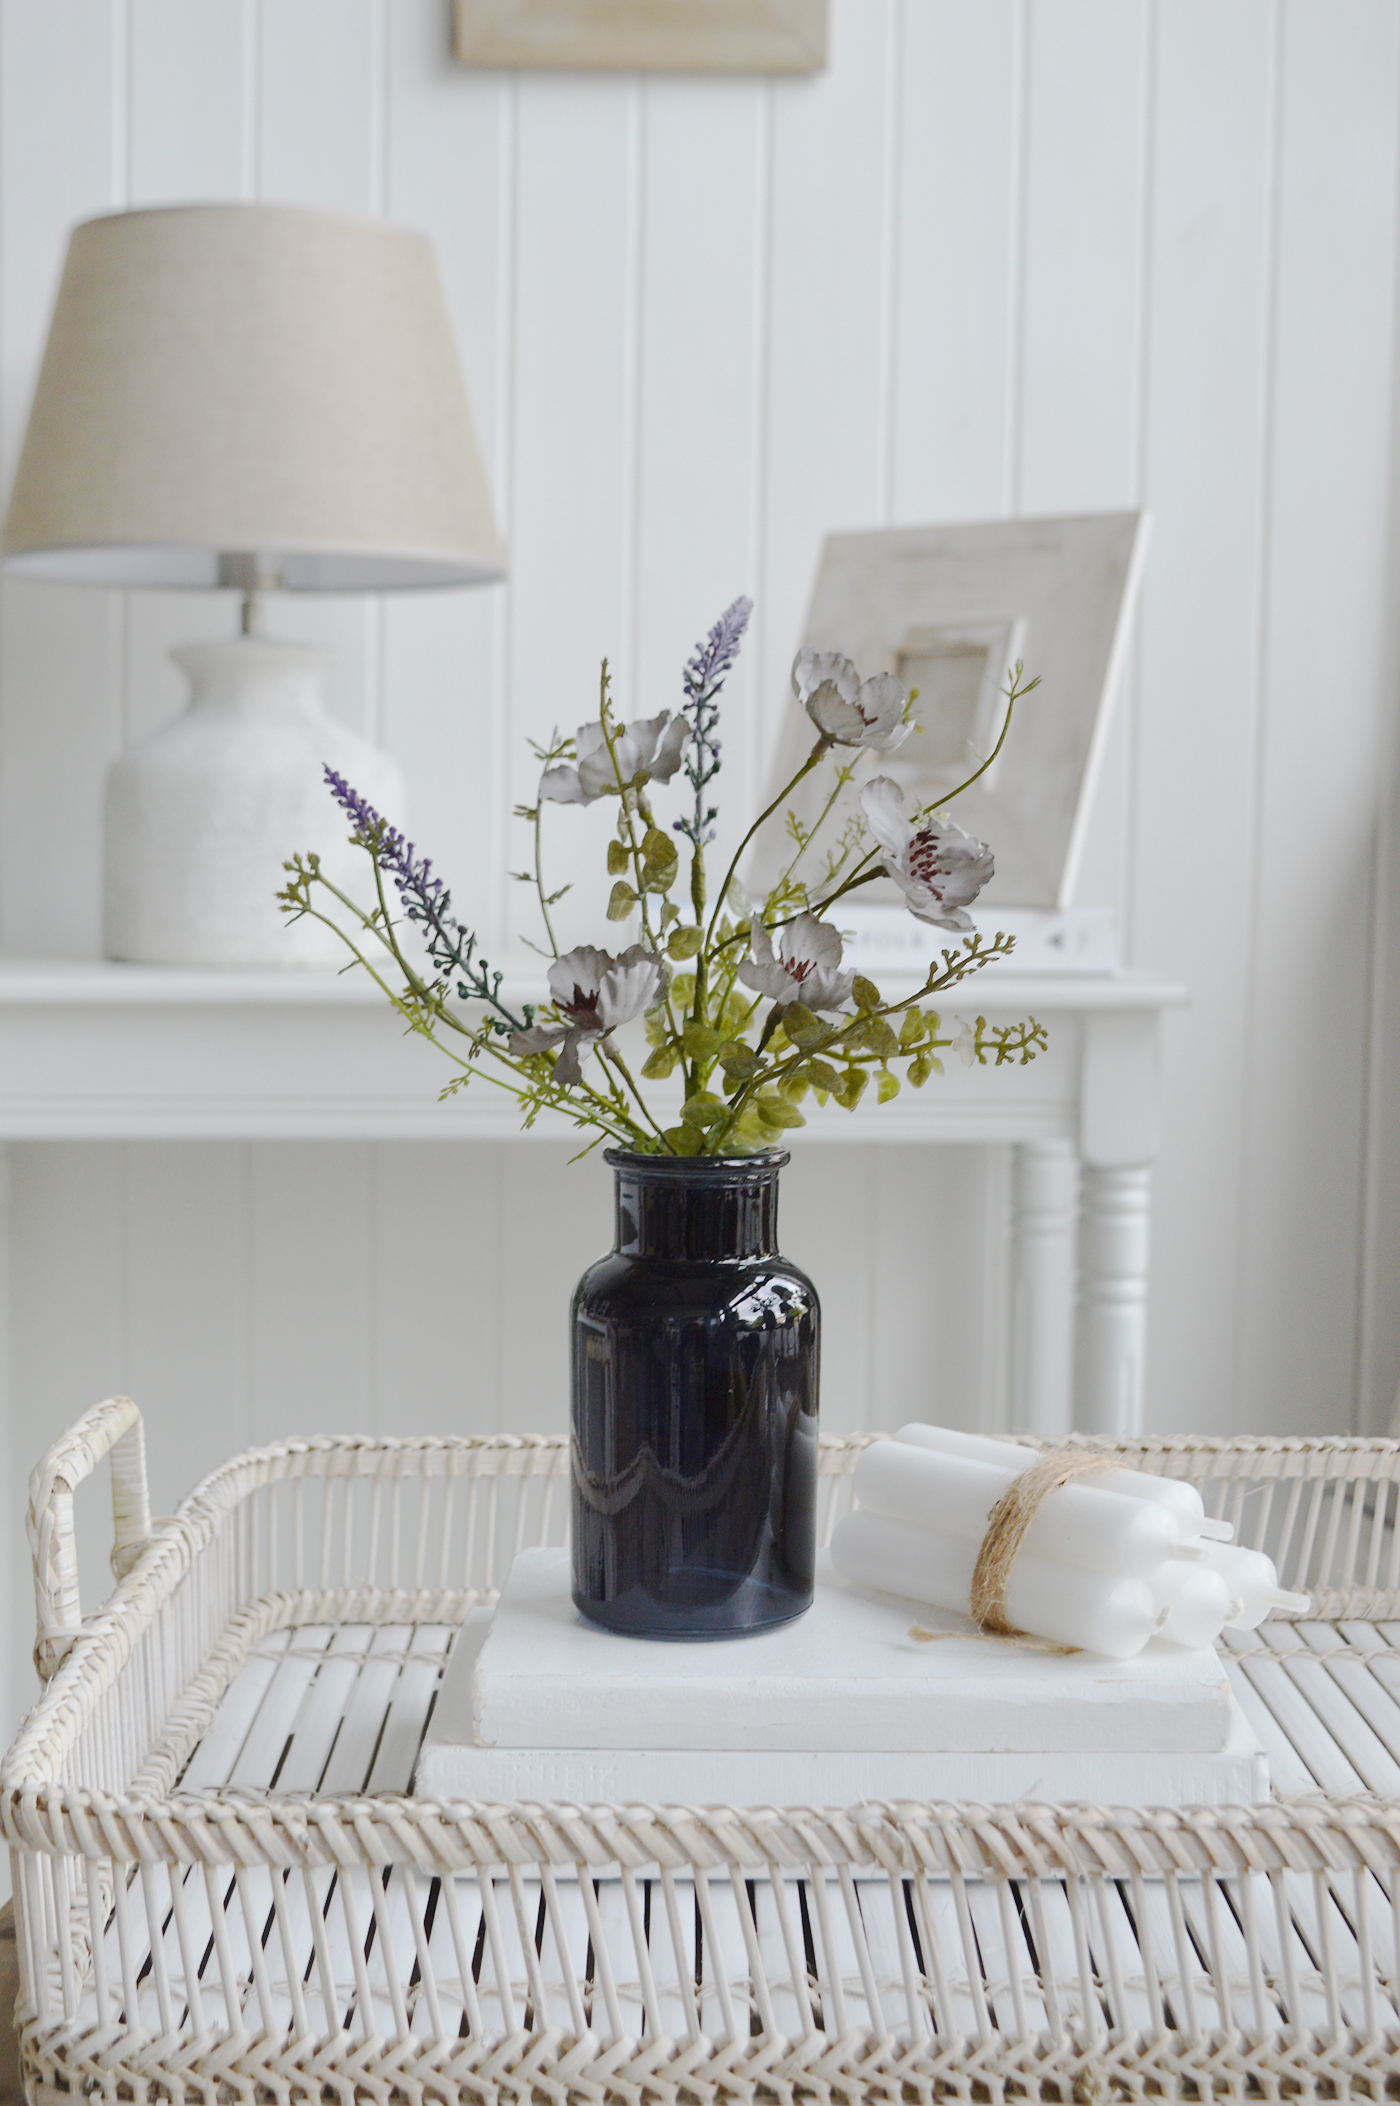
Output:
[829, 1423, 1309, 1659]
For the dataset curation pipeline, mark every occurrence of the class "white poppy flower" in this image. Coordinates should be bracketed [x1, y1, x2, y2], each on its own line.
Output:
[510, 943, 667, 1085]
[539, 712, 689, 804]
[792, 650, 913, 753]
[737, 911, 855, 1013]
[859, 776, 994, 933]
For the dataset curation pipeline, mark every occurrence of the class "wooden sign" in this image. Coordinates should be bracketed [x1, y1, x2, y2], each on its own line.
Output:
[453, 0, 827, 73]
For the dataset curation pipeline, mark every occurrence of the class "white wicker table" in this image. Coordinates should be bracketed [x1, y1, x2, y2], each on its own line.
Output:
[7, 1401, 1400, 2102]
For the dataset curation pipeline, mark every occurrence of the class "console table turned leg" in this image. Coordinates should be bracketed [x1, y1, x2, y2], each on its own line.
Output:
[1008, 1138, 1078, 1439]
[1076, 1161, 1152, 1436]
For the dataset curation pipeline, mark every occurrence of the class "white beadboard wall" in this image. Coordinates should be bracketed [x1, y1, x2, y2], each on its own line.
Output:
[1, 0, 1399, 1740]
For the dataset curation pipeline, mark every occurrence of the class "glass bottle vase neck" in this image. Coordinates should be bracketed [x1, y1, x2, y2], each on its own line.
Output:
[607, 1151, 787, 1261]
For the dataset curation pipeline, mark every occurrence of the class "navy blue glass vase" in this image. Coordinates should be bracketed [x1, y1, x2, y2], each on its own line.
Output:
[571, 1148, 819, 1640]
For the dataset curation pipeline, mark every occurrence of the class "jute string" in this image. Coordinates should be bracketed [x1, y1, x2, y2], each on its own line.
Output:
[911, 1446, 1121, 1654]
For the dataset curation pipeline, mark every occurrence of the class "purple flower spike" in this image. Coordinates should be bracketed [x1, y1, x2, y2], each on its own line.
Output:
[323, 767, 526, 1031]
[676, 595, 752, 848]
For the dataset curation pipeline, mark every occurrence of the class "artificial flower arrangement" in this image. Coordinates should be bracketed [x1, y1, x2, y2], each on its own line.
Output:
[278, 598, 1045, 1154]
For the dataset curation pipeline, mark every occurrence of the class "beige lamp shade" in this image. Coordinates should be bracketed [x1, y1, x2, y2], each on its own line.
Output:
[1, 202, 505, 590]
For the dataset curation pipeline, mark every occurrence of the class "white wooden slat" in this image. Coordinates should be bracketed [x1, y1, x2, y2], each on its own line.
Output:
[868, 1145, 1003, 1438]
[257, 0, 383, 217]
[506, 71, 641, 957]
[964, 1876, 1036, 2045]
[0, 0, 126, 965]
[1079, 1879, 1158, 2040]
[176, 1630, 291, 1791]
[10, 1144, 127, 1670]
[539, 1867, 594, 2045]
[495, 1146, 611, 1443]
[254, 0, 384, 745]
[1018, 1877, 1093, 2045]
[1174, 1870, 1276, 2039]
[846, 1874, 936, 2044]
[588, 1873, 648, 2043]
[776, 1147, 875, 1434]
[223, 1625, 335, 1789]
[314, 1624, 409, 1793]
[382, 0, 510, 942]
[1119, 1873, 1208, 2044]
[1261, 1620, 1400, 1795]
[1236, 0, 1400, 1437]
[693, 1867, 748, 2047]
[1016, 0, 1148, 923]
[750, 1873, 813, 2042]
[336, 1862, 398, 2040]
[474, 1867, 527, 2040]
[1130, 0, 1277, 1436]
[427, 1871, 489, 2041]
[365, 1623, 455, 1793]
[641, 1871, 700, 2047]
[248, 1145, 376, 1444]
[1222, 1644, 1318, 1799]
[890, 0, 1022, 524]
[630, 74, 766, 791]
[1017, 0, 1148, 515]
[122, 13, 255, 766]
[124, 1144, 253, 1515]
[128, 0, 252, 205]
[373, 1146, 505, 1443]
[1228, 1647, 1369, 1796]
[804, 1868, 865, 2040]
[272, 1626, 374, 1792]
[757, 0, 896, 770]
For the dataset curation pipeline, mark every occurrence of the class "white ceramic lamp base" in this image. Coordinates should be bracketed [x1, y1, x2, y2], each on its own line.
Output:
[103, 634, 404, 967]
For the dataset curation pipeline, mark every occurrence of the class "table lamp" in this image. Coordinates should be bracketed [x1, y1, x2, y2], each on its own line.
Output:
[1, 203, 505, 965]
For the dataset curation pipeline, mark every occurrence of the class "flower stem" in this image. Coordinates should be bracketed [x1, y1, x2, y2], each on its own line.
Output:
[922, 664, 1033, 813]
[533, 800, 560, 957]
[705, 738, 829, 951]
[601, 1043, 673, 1149]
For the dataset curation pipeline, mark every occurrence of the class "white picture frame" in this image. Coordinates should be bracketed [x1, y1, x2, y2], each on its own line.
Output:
[453, 0, 827, 73]
[751, 512, 1149, 912]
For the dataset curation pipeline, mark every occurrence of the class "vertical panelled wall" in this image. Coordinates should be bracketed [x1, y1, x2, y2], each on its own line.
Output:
[1, 0, 1399, 1722]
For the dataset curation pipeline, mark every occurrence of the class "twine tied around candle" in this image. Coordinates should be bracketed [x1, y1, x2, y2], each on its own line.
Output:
[911, 1446, 1122, 1654]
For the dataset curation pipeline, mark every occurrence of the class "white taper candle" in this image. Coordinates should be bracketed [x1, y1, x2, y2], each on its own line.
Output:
[894, 1421, 1232, 1544]
[830, 1507, 1163, 1658]
[854, 1438, 1191, 1579]
[1201, 1542, 1310, 1629]
[1149, 1557, 1237, 1649]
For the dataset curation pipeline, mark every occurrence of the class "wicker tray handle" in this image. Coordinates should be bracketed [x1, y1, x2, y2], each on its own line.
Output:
[27, 1396, 152, 1681]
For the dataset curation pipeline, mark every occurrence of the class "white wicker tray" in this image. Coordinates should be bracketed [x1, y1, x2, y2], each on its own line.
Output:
[6, 1398, 1400, 2102]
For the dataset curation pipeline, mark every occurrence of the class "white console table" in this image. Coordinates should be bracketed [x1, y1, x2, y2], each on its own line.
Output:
[0, 960, 1182, 1438]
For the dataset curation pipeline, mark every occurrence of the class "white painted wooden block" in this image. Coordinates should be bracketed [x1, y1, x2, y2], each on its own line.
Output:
[432, 1548, 1240, 1763]
[417, 1620, 1266, 1805]
[840, 902, 1118, 978]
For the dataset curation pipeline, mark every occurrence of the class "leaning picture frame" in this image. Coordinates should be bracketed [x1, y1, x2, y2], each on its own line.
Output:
[453, 0, 827, 72]
[749, 512, 1149, 917]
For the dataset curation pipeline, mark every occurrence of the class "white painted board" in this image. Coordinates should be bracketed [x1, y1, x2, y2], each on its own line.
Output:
[443, 1547, 1236, 1755]
[416, 1676, 1268, 1808]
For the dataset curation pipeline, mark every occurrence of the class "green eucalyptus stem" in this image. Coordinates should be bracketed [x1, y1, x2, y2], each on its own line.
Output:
[705, 938, 1020, 1154]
